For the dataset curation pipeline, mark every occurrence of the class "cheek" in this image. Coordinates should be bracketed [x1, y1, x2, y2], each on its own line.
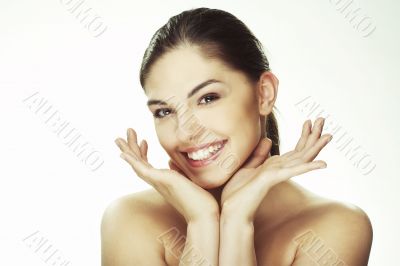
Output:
[199, 98, 250, 130]
[214, 95, 260, 136]
[223, 98, 261, 167]
[155, 123, 177, 152]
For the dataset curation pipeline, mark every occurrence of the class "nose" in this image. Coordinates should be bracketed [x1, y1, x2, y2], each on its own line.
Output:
[175, 109, 204, 145]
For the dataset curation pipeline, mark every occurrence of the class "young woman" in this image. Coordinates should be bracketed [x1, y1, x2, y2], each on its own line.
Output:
[102, 7, 373, 266]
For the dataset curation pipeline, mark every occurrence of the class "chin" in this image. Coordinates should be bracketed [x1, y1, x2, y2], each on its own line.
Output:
[188, 171, 233, 189]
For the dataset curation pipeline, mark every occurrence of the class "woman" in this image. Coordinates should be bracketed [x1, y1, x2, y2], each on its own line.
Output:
[102, 7, 373, 266]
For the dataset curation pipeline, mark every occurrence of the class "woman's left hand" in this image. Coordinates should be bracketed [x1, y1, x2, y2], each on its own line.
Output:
[220, 117, 333, 223]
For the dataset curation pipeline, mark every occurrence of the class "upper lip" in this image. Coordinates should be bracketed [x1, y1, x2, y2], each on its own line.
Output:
[180, 139, 226, 153]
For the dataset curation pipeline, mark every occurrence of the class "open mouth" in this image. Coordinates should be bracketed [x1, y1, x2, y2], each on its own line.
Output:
[181, 139, 228, 168]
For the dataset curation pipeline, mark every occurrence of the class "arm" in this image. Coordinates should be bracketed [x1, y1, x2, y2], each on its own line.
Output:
[179, 216, 220, 266]
[219, 215, 257, 266]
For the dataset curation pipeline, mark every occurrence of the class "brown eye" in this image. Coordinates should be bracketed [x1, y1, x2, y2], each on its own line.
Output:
[199, 93, 220, 105]
[153, 108, 172, 119]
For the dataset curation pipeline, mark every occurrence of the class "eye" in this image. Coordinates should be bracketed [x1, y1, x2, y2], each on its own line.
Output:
[153, 108, 173, 119]
[153, 93, 220, 119]
[199, 93, 220, 105]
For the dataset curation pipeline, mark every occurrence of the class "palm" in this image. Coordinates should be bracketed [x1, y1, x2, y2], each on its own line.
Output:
[220, 118, 332, 220]
[220, 138, 272, 206]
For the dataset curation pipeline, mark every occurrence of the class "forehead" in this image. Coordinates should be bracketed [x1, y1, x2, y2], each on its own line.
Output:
[144, 45, 233, 100]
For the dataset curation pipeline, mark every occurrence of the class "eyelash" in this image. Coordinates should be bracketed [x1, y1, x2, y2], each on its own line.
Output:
[153, 93, 220, 119]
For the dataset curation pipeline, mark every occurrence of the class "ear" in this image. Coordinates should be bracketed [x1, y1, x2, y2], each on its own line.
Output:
[257, 71, 279, 116]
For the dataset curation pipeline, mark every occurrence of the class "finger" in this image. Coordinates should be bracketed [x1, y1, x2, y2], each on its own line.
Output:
[118, 138, 152, 168]
[115, 138, 138, 158]
[302, 133, 332, 162]
[127, 128, 142, 156]
[285, 133, 332, 165]
[303, 117, 325, 151]
[139, 139, 148, 162]
[294, 120, 312, 152]
[242, 138, 272, 169]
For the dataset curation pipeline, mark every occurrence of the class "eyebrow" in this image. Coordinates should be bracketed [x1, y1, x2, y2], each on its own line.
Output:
[146, 79, 221, 107]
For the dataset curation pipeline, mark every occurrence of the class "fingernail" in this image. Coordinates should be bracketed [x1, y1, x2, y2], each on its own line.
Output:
[327, 135, 333, 142]
[120, 153, 126, 160]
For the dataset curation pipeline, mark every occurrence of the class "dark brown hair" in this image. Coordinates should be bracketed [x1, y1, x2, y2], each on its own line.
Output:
[139, 7, 280, 155]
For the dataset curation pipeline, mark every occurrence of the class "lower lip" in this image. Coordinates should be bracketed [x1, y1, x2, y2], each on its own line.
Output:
[183, 140, 227, 168]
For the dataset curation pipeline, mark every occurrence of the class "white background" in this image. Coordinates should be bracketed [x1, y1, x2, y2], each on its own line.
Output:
[1, 0, 399, 265]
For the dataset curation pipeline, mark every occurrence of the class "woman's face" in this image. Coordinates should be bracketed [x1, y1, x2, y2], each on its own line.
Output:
[144, 45, 276, 189]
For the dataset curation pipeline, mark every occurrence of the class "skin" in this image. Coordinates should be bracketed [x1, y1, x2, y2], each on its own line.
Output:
[102, 45, 373, 265]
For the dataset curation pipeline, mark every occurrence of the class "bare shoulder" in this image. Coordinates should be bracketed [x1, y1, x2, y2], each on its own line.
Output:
[102, 188, 182, 226]
[290, 198, 373, 265]
[255, 195, 373, 266]
[101, 189, 185, 266]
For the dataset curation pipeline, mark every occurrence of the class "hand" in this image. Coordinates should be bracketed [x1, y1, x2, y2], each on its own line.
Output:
[115, 128, 219, 223]
[220, 117, 332, 223]
[220, 135, 272, 209]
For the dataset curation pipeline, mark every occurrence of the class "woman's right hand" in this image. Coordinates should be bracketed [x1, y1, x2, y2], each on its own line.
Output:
[115, 128, 220, 223]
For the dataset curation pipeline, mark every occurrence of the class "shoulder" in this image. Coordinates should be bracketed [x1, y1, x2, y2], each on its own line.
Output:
[101, 189, 164, 230]
[291, 200, 373, 265]
[101, 189, 181, 265]
[101, 188, 183, 226]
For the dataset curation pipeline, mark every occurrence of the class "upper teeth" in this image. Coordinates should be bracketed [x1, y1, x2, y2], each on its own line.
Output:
[187, 142, 223, 161]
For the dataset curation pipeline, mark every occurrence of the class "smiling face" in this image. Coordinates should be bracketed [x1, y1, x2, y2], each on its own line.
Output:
[144, 45, 277, 189]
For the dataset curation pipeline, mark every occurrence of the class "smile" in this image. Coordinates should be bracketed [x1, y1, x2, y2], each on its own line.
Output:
[181, 139, 227, 168]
